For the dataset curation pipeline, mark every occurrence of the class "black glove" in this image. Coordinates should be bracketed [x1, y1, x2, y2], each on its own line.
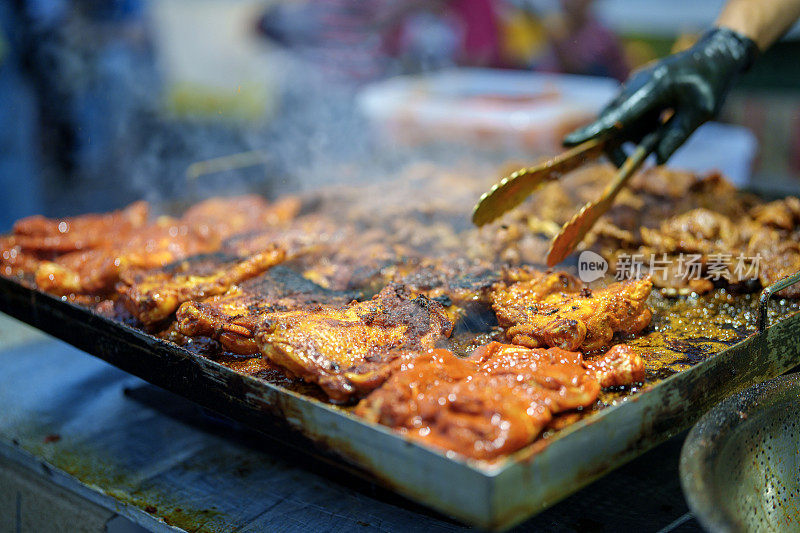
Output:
[563, 27, 759, 166]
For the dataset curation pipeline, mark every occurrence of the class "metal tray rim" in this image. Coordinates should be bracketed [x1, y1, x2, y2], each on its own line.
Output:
[4, 273, 800, 530]
[4, 277, 769, 475]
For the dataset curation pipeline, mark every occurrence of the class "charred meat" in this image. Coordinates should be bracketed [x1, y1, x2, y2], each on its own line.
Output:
[119, 246, 286, 326]
[176, 265, 356, 355]
[492, 273, 653, 351]
[3, 162, 799, 461]
[253, 284, 453, 402]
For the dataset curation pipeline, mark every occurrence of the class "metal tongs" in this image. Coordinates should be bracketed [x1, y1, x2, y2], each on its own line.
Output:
[472, 131, 661, 267]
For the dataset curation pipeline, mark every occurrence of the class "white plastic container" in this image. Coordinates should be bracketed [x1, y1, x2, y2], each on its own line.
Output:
[357, 68, 619, 153]
[358, 68, 758, 183]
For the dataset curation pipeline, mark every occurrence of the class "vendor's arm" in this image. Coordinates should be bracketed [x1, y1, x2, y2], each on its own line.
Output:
[717, 0, 800, 50]
[563, 0, 800, 166]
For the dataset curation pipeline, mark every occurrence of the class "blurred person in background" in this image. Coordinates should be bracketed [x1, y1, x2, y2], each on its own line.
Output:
[253, 0, 506, 187]
[0, 0, 159, 227]
[439, 0, 503, 67]
[0, 2, 41, 231]
[537, 0, 629, 81]
[257, 0, 504, 84]
[389, 0, 503, 72]
[257, 0, 397, 86]
[2, 0, 282, 220]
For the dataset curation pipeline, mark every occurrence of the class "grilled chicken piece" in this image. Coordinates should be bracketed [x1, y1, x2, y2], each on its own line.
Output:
[492, 275, 652, 352]
[384, 258, 504, 326]
[176, 265, 356, 355]
[746, 226, 800, 298]
[33, 220, 219, 296]
[118, 246, 285, 326]
[302, 238, 414, 293]
[356, 341, 643, 460]
[393, 258, 500, 306]
[0, 237, 45, 281]
[35, 252, 125, 296]
[222, 214, 344, 260]
[9, 201, 150, 253]
[583, 344, 645, 387]
[495, 270, 583, 300]
[640, 208, 741, 255]
[750, 197, 800, 231]
[3, 196, 298, 298]
[2, 201, 151, 287]
[182, 195, 301, 241]
[758, 248, 800, 298]
[253, 284, 453, 402]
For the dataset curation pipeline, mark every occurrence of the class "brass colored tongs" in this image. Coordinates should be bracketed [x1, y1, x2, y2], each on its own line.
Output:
[471, 137, 607, 227]
[472, 131, 661, 267]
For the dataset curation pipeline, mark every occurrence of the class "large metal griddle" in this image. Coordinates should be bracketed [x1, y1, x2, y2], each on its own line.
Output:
[1, 271, 799, 531]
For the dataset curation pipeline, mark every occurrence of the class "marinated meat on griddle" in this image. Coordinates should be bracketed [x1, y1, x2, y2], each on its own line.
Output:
[1, 201, 154, 290]
[750, 197, 800, 231]
[302, 238, 413, 293]
[2, 196, 298, 297]
[600, 200, 800, 296]
[746, 226, 800, 298]
[223, 215, 343, 260]
[583, 344, 645, 387]
[4, 159, 800, 461]
[9, 201, 150, 254]
[550, 167, 800, 296]
[393, 258, 500, 306]
[176, 266, 356, 355]
[0, 236, 42, 281]
[492, 275, 652, 351]
[118, 246, 286, 326]
[253, 284, 453, 402]
[356, 341, 644, 460]
[640, 208, 741, 255]
[32, 220, 218, 296]
[182, 195, 301, 241]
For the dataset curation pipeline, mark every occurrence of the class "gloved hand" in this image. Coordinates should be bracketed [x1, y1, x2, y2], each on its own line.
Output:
[563, 27, 759, 166]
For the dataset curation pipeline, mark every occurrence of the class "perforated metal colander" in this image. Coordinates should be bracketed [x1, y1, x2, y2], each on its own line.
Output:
[680, 373, 800, 532]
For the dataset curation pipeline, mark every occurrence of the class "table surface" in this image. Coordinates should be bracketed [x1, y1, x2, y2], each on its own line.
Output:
[0, 314, 705, 532]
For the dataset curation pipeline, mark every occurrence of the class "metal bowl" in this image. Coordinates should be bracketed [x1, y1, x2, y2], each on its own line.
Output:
[680, 373, 800, 532]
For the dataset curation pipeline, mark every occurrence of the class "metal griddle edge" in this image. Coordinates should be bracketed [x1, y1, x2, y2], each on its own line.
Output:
[1, 272, 799, 531]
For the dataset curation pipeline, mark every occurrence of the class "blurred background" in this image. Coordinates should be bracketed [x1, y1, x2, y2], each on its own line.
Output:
[2, 0, 799, 230]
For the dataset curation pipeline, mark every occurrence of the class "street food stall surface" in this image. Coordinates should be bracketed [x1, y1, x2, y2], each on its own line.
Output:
[0, 316, 702, 532]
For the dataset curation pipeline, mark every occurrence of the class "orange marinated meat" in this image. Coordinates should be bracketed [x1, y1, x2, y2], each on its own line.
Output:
[356, 342, 644, 460]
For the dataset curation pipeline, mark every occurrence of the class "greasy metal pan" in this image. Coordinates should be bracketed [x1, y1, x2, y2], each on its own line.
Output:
[1, 272, 799, 530]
